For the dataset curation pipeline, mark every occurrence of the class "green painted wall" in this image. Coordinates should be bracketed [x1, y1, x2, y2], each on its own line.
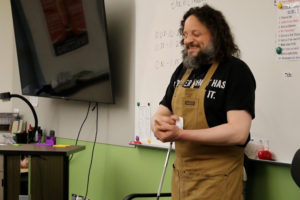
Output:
[58, 138, 300, 200]
[59, 138, 173, 200]
[246, 160, 300, 200]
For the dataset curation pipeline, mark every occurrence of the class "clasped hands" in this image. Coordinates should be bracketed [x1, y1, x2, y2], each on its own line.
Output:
[152, 115, 182, 142]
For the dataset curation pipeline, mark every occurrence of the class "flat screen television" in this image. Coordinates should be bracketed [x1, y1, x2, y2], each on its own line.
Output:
[10, 0, 114, 103]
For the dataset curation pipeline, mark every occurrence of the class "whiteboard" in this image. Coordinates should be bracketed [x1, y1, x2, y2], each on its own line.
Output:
[134, 0, 300, 163]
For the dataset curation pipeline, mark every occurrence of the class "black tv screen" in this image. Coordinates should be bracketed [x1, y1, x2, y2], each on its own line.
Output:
[11, 0, 114, 103]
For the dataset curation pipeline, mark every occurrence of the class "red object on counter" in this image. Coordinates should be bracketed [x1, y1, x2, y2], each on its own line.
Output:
[258, 150, 272, 160]
[134, 141, 142, 145]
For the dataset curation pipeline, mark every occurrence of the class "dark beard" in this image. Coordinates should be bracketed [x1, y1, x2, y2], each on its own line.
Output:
[182, 43, 215, 69]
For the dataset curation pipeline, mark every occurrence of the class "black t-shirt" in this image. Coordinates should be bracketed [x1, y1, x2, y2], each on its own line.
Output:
[160, 56, 256, 145]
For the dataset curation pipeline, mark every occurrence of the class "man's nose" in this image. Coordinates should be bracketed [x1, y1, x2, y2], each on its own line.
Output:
[184, 34, 194, 45]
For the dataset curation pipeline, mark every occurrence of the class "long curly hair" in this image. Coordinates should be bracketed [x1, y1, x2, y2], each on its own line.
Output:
[179, 5, 240, 62]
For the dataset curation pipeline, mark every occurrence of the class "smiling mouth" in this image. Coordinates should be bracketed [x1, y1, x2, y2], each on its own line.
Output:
[186, 44, 201, 53]
[188, 47, 199, 50]
[186, 43, 200, 48]
[187, 47, 200, 55]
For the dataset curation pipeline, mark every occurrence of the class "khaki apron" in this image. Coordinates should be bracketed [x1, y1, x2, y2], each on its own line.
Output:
[171, 63, 244, 200]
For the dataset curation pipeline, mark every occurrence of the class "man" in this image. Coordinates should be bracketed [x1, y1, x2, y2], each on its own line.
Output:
[151, 5, 255, 200]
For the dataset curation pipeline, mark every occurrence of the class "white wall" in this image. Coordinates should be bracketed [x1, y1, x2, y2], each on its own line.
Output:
[8, 0, 135, 147]
[133, 0, 300, 163]
[0, 0, 14, 112]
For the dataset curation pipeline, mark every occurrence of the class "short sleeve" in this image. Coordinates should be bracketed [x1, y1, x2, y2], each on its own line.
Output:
[225, 62, 256, 119]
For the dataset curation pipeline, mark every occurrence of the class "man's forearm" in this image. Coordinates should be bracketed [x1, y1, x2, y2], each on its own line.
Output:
[176, 110, 252, 146]
[177, 123, 249, 146]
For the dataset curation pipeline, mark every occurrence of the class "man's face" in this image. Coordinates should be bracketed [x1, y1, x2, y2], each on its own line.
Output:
[183, 15, 213, 57]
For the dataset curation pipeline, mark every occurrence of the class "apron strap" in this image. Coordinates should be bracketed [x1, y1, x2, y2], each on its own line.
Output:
[179, 68, 193, 86]
[198, 62, 219, 128]
[199, 62, 218, 91]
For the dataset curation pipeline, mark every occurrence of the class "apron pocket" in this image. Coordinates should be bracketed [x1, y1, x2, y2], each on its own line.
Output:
[180, 168, 228, 200]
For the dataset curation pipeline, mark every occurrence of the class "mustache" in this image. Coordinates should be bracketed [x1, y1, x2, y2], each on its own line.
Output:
[186, 43, 201, 49]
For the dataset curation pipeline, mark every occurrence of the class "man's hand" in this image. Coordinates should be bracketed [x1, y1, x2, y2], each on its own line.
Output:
[153, 115, 181, 142]
[151, 105, 182, 142]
